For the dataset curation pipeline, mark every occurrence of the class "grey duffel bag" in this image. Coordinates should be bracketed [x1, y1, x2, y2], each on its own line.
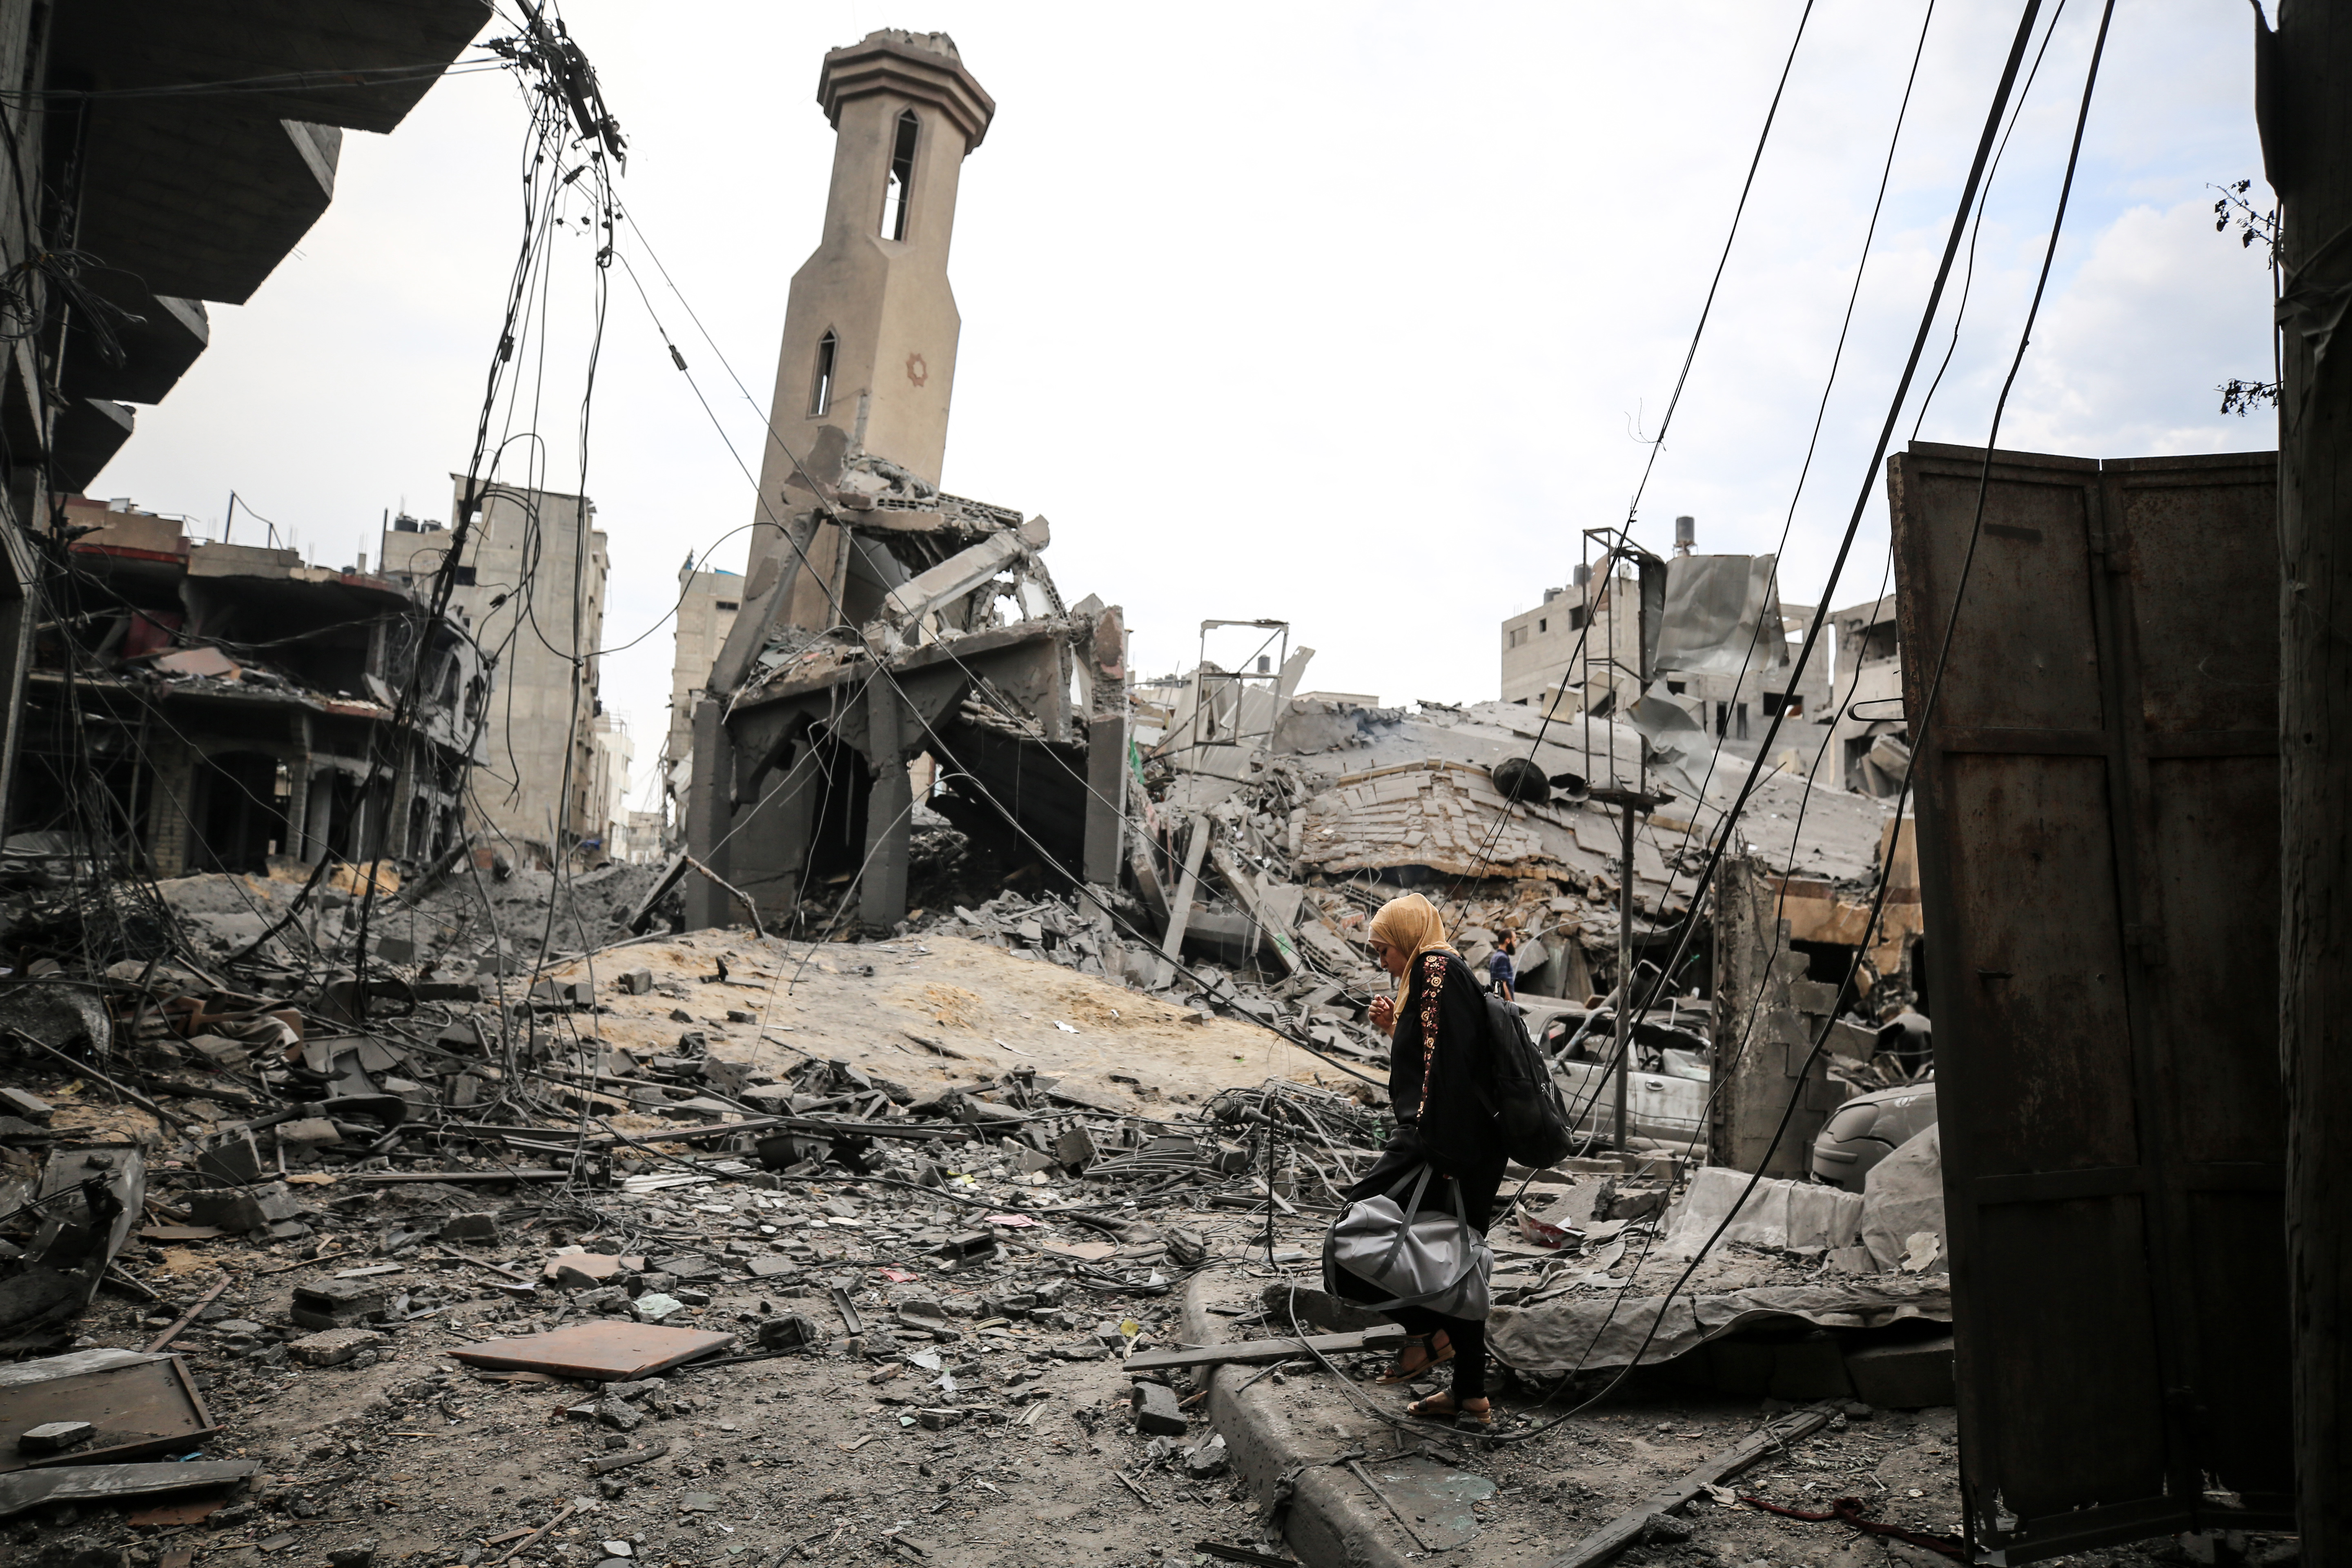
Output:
[1326, 1162, 1492, 1321]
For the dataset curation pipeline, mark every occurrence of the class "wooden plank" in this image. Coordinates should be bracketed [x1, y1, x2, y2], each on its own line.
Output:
[1534, 1404, 1835, 1568]
[1125, 1324, 1405, 1373]
[347, 1169, 570, 1184]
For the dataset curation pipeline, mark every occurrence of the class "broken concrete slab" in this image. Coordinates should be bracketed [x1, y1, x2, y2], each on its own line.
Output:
[186, 1183, 302, 1234]
[1860, 1126, 1945, 1274]
[287, 1328, 384, 1368]
[0, 1459, 257, 1518]
[1657, 1165, 1863, 1258]
[0, 1087, 53, 1125]
[543, 1251, 646, 1287]
[1131, 1381, 1186, 1436]
[290, 1278, 386, 1330]
[0, 985, 111, 1055]
[17, 1420, 93, 1454]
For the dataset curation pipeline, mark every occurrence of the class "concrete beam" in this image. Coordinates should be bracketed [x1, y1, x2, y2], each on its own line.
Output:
[860, 679, 913, 929]
[878, 532, 1025, 631]
[683, 699, 736, 931]
[1084, 715, 1126, 886]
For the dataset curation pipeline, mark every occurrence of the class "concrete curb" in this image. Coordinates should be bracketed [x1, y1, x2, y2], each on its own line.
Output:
[1180, 1271, 1418, 1568]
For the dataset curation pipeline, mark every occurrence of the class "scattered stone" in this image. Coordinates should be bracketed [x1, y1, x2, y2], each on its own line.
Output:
[0, 1085, 54, 1124]
[17, 1420, 93, 1454]
[1131, 1381, 1186, 1436]
[291, 1278, 388, 1330]
[439, 1212, 502, 1243]
[1183, 1434, 1229, 1479]
[288, 1327, 385, 1368]
[756, 1315, 822, 1351]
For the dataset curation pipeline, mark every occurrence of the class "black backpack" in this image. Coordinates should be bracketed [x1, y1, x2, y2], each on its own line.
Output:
[1476, 993, 1576, 1167]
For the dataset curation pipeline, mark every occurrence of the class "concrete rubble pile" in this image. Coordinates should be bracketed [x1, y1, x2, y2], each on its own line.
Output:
[0, 926, 1978, 1565]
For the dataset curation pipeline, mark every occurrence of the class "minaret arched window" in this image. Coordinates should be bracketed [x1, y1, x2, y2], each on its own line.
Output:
[880, 109, 920, 241]
[808, 329, 837, 416]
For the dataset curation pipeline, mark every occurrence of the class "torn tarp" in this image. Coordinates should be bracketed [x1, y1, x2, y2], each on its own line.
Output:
[1652, 554, 1787, 680]
[1486, 1276, 1951, 1375]
[1628, 686, 1717, 805]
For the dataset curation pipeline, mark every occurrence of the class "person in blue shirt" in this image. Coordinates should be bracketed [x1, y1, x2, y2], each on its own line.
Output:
[1486, 931, 1517, 1000]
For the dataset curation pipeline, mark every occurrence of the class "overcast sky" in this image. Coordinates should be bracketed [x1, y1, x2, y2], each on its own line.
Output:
[92, 0, 2275, 811]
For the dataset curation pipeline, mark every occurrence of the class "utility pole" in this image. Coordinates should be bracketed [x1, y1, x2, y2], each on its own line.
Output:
[2266, 0, 2351, 1550]
[1589, 783, 1667, 1151]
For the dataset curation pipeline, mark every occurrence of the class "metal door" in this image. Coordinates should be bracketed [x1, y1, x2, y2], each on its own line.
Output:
[1889, 442, 2289, 1561]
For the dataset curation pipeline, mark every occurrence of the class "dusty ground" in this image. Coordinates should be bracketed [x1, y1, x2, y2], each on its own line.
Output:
[0, 926, 2290, 1568]
[4, 1172, 1319, 1568]
[536, 930, 1345, 1109]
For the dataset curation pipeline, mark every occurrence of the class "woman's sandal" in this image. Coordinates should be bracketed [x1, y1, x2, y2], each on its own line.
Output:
[1374, 1332, 1454, 1385]
[1405, 1392, 1494, 1429]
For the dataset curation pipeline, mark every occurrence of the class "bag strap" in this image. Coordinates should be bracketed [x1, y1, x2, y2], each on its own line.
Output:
[1375, 1165, 1435, 1274]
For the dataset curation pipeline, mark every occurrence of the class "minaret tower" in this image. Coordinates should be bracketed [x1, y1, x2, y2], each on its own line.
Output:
[746, 29, 995, 630]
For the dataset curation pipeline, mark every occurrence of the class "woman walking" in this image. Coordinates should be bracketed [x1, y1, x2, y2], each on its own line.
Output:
[1333, 891, 1506, 1428]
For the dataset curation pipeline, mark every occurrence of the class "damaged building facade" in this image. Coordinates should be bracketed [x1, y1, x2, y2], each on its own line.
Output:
[0, 2, 494, 879]
[682, 30, 1128, 935]
[18, 498, 486, 878]
[379, 481, 612, 866]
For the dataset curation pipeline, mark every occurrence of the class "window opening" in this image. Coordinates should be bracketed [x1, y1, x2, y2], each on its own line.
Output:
[1735, 702, 1750, 741]
[808, 330, 837, 417]
[880, 110, 920, 240]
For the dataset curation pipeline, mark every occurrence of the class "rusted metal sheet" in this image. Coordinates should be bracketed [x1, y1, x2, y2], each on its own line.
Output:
[0, 1353, 219, 1472]
[448, 1321, 736, 1381]
[1889, 443, 2287, 1562]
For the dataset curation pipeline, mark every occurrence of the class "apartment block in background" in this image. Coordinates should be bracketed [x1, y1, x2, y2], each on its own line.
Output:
[379, 481, 609, 862]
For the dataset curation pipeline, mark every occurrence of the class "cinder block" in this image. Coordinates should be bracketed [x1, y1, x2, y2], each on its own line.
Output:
[290, 1277, 387, 1330]
[1131, 1380, 1187, 1436]
[1843, 1333, 1956, 1409]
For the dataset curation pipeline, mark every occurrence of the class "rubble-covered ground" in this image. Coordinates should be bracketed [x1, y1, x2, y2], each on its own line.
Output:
[0, 865, 2284, 1568]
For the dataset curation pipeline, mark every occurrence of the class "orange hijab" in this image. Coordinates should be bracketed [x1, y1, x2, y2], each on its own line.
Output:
[1368, 892, 1458, 1006]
